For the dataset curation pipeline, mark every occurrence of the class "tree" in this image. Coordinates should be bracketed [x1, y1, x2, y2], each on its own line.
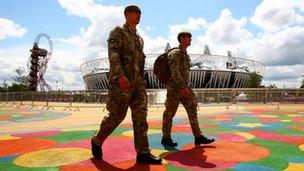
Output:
[13, 68, 29, 86]
[301, 79, 304, 88]
[0, 86, 6, 92]
[8, 83, 28, 92]
[0, 68, 30, 92]
[7, 68, 29, 91]
[246, 74, 262, 88]
[0, 79, 8, 92]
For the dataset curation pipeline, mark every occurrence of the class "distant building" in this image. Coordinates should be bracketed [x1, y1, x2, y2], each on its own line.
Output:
[81, 46, 265, 90]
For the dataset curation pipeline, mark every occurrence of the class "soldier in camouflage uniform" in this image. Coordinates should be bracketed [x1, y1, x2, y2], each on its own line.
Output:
[161, 32, 215, 147]
[91, 5, 162, 164]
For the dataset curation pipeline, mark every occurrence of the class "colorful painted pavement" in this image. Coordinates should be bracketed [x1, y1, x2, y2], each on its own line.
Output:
[0, 106, 303, 170]
[0, 106, 70, 124]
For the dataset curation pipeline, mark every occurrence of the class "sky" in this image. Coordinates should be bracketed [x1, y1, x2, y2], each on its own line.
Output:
[0, 0, 304, 90]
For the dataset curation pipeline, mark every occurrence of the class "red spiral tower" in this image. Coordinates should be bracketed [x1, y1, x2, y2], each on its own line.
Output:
[28, 33, 53, 91]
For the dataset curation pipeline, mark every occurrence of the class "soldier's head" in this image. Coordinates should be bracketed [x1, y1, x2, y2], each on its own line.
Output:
[178, 31, 192, 47]
[124, 5, 141, 25]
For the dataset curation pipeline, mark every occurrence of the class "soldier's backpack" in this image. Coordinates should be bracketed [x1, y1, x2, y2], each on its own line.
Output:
[153, 48, 178, 84]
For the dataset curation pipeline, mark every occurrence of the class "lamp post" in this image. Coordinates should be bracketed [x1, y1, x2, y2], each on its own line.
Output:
[301, 75, 304, 88]
[55, 80, 58, 90]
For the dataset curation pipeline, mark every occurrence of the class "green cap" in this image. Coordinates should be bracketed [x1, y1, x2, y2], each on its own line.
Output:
[124, 5, 141, 15]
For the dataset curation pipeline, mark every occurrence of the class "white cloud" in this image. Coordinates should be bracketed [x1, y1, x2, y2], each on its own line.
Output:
[244, 26, 304, 66]
[201, 9, 252, 46]
[262, 64, 304, 88]
[0, 18, 27, 40]
[169, 17, 207, 35]
[146, 25, 154, 32]
[41, 40, 86, 90]
[251, 0, 304, 32]
[264, 65, 304, 80]
[57, 0, 124, 59]
[0, 45, 30, 88]
[137, 28, 168, 54]
[140, 17, 209, 54]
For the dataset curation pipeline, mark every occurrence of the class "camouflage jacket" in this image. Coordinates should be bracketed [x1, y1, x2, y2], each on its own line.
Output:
[167, 48, 191, 89]
[107, 23, 146, 84]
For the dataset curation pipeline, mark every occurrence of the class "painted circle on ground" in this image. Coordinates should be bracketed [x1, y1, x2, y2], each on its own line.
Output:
[14, 148, 92, 167]
[165, 141, 269, 170]
[0, 138, 56, 156]
[165, 148, 236, 171]
[182, 141, 270, 162]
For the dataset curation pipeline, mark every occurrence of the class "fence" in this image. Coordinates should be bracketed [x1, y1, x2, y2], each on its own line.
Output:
[0, 88, 303, 111]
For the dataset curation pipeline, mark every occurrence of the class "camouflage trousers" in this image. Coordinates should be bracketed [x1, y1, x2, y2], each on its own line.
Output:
[162, 86, 202, 138]
[93, 80, 150, 154]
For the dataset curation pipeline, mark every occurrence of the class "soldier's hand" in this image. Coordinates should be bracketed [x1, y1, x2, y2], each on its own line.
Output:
[118, 76, 131, 93]
[180, 88, 191, 98]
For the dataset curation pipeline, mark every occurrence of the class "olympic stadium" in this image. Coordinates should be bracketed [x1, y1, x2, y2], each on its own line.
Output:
[80, 47, 265, 90]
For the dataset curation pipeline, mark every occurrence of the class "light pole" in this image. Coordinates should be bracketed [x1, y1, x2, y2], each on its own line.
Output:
[301, 75, 304, 88]
[55, 80, 58, 90]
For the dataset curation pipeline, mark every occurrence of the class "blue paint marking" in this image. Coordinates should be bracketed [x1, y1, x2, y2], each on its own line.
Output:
[234, 163, 278, 171]
[0, 156, 17, 162]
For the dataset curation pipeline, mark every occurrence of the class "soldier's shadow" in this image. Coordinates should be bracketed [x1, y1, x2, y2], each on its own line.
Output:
[91, 158, 151, 171]
[160, 145, 217, 169]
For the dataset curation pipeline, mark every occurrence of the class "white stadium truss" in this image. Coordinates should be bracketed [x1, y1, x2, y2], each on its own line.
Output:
[80, 54, 265, 90]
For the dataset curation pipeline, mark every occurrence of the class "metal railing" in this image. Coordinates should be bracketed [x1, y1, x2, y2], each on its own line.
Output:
[1, 88, 303, 111]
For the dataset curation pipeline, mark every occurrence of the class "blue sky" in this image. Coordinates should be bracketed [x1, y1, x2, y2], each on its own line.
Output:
[0, 0, 303, 89]
[100, 0, 262, 36]
[0, 0, 262, 47]
[0, 0, 89, 47]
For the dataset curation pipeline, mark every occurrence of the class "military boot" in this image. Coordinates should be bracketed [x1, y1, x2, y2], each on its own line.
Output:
[136, 153, 162, 164]
[195, 135, 215, 146]
[161, 137, 178, 147]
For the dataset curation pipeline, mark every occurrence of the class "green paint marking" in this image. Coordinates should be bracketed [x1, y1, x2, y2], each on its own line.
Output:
[247, 138, 303, 170]
[0, 162, 59, 171]
[203, 127, 237, 134]
[271, 128, 304, 136]
[166, 164, 190, 171]
[45, 130, 95, 143]
[111, 127, 130, 136]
